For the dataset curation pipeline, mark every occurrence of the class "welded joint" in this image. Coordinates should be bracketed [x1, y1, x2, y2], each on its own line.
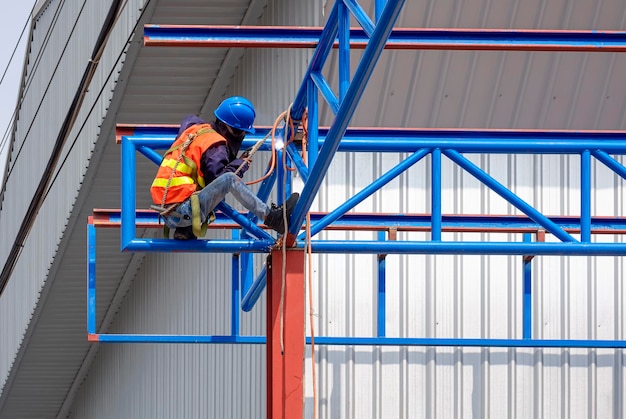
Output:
[523, 229, 546, 262]
[378, 227, 397, 259]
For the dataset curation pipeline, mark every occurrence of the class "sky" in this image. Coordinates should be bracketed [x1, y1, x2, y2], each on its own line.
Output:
[0, 1, 37, 186]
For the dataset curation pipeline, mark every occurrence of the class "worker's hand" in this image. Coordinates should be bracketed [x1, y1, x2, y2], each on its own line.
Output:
[239, 147, 253, 159]
[227, 158, 249, 178]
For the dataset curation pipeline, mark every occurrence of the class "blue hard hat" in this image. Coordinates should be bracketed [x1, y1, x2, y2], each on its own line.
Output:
[214, 96, 256, 134]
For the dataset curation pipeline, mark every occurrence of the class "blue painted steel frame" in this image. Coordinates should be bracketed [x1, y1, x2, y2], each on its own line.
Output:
[121, 131, 626, 253]
[95, 0, 626, 348]
[89, 221, 626, 347]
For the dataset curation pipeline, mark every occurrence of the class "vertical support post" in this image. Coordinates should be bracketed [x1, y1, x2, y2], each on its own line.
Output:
[581, 149, 591, 242]
[521, 231, 542, 339]
[87, 218, 97, 334]
[377, 231, 386, 337]
[121, 137, 137, 249]
[376, 229, 394, 337]
[267, 249, 306, 419]
[231, 231, 241, 337]
[431, 148, 442, 241]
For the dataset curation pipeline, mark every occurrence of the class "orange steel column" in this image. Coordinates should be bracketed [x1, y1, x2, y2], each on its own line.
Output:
[266, 249, 305, 419]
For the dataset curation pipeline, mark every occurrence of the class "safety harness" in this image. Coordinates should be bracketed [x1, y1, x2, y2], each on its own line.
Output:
[150, 127, 216, 238]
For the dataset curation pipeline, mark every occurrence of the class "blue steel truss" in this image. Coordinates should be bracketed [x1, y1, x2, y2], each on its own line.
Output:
[91, 0, 626, 347]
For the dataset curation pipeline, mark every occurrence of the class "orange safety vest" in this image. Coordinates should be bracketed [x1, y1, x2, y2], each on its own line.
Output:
[151, 124, 226, 205]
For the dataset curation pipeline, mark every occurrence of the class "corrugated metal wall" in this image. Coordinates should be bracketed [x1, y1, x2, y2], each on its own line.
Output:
[66, 0, 626, 418]
[0, 0, 147, 415]
[0, 0, 111, 394]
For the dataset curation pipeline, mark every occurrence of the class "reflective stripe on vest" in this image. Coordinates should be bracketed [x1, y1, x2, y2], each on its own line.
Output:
[161, 157, 194, 175]
[150, 125, 226, 205]
[151, 177, 195, 188]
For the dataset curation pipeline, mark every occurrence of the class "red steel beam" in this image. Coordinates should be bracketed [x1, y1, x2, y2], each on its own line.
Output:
[267, 249, 306, 419]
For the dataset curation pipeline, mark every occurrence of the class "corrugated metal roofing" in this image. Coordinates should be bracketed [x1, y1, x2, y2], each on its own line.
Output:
[1, 0, 626, 417]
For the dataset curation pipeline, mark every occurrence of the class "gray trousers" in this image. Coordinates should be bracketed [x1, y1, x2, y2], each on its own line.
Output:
[163, 173, 269, 229]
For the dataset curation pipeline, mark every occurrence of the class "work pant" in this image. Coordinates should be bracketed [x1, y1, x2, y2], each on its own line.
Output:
[163, 173, 269, 229]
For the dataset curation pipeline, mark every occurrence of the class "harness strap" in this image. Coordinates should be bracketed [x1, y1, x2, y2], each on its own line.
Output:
[150, 203, 181, 217]
[190, 193, 205, 238]
[190, 192, 216, 238]
[156, 127, 217, 238]
[159, 127, 215, 205]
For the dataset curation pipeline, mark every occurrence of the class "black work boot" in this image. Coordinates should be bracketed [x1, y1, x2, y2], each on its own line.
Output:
[264, 193, 300, 234]
[173, 225, 197, 240]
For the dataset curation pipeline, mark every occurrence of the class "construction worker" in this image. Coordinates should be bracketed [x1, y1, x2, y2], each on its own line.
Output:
[151, 96, 299, 240]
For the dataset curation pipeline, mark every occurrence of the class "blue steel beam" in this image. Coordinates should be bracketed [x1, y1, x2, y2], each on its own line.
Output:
[216, 202, 274, 241]
[118, 126, 626, 154]
[343, 0, 375, 36]
[93, 209, 626, 233]
[241, 269, 266, 312]
[143, 25, 626, 52]
[300, 241, 626, 256]
[123, 238, 274, 253]
[310, 337, 626, 348]
[592, 150, 626, 181]
[310, 71, 339, 114]
[92, 334, 266, 344]
[91, 334, 626, 348]
[121, 237, 626, 256]
[285, 142, 310, 182]
[122, 235, 626, 258]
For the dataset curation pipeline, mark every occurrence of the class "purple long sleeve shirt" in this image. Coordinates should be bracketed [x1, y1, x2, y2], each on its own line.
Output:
[177, 115, 248, 185]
